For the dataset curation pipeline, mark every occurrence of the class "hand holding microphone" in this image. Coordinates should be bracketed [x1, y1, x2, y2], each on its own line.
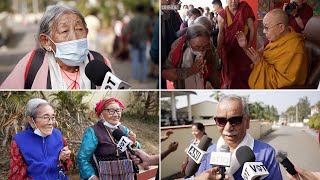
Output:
[185, 135, 212, 178]
[112, 129, 143, 163]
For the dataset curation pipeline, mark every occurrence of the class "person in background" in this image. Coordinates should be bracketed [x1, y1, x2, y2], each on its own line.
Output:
[204, 7, 211, 18]
[182, 123, 210, 176]
[180, 8, 202, 30]
[84, 8, 101, 51]
[125, 4, 153, 83]
[161, 0, 182, 89]
[9, 98, 72, 180]
[283, 0, 313, 33]
[217, 0, 255, 89]
[77, 98, 141, 180]
[236, 9, 308, 89]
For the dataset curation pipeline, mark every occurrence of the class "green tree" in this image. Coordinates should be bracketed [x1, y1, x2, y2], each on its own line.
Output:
[297, 96, 311, 122]
[249, 102, 264, 120]
[308, 114, 320, 129]
[210, 91, 224, 101]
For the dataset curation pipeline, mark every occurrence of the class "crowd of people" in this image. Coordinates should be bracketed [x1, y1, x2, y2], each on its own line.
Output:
[161, 0, 315, 89]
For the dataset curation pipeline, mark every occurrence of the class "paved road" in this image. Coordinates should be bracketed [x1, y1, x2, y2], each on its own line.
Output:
[260, 126, 320, 179]
[0, 21, 158, 89]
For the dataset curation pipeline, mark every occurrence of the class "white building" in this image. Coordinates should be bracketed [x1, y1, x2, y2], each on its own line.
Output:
[177, 100, 217, 124]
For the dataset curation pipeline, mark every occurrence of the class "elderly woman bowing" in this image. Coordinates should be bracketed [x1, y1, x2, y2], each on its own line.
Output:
[9, 98, 72, 180]
[162, 24, 220, 89]
[1, 5, 113, 89]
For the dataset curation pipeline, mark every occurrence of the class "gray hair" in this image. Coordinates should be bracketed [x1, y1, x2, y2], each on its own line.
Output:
[186, 24, 210, 42]
[194, 16, 212, 32]
[218, 94, 249, 116]
[25, 98, 50, 118]
[38, 5, 87, 37]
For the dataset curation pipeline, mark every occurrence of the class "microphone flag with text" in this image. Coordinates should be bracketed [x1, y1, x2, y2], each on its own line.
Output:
[85, 60, 131, 89]
[210, 144, 231, 179]
[112, 129, 143, 163]
[185, 135, 212, 178]
[236, 146, 269, 180]
[276, 150, 297, 176]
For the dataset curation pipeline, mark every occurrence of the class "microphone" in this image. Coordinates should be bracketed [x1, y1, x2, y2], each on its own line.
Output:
[210, 144, 231, 180]
[112, 129, 143, 163]
[276, 150, 297, 176]
[236, 146, 269, 180]
[85, 60, 131, 89]
[185, 135, 212, 178]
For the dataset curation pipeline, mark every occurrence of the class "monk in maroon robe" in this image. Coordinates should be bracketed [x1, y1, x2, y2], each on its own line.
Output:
[217, 0, 255, 89]
[283, 0, 313, 33]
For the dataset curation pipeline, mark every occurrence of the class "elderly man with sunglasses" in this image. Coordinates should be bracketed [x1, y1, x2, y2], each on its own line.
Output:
[235, 9, 308, 89]
[197, 94, 282, 180]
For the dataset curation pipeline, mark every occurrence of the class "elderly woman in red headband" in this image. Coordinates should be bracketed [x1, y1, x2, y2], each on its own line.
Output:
[77, 98, 141, 180]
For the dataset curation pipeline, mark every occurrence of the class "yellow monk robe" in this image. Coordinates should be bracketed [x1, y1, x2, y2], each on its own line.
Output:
[249, 27, 308, 89]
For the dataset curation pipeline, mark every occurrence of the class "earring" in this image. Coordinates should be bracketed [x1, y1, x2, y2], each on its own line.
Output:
[47, 46, 52, 51]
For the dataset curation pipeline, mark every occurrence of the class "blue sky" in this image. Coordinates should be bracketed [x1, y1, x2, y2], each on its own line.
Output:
[162, 91, 320, 114]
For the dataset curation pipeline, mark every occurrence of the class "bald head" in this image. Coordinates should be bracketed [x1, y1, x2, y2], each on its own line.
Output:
[266, 9, 289, 26]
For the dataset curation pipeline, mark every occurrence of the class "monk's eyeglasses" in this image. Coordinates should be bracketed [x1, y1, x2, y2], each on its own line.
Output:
[263, 23, 282, 32]
[214, 116, 244, 127]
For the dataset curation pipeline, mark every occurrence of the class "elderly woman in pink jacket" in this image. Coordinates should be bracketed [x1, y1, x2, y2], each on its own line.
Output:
[1, 5, 112, 89]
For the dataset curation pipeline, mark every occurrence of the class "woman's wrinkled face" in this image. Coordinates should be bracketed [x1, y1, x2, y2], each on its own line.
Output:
[101, 102, 122, 125]
[49, 13, 88, 51]
[33, 104, 55, 136]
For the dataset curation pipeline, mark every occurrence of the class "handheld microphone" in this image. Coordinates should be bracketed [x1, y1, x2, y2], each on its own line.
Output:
[112, 129, 143, 163]
[276, 150, 297, 176]
[85, 60, 131, 89]
[236, 146, 269, 180]
[210, 144, 230, 180]
[185, 135, 212, 178]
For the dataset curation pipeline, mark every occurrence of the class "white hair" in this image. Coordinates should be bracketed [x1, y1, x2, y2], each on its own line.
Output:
[25, 98, 49, 118]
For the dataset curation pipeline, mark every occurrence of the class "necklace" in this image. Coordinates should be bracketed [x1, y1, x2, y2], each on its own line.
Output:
[60, 68, 80, 89]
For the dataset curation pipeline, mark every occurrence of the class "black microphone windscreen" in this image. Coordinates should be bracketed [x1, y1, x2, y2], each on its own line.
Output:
[112, 129, 125, 141]
[185, 135, 212, 177]
[85, 60, 111, 86]
[236, 146, 256, 166]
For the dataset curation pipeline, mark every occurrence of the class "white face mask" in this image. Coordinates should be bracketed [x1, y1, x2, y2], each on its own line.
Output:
[47, 36, 89, 66]
[190, 47, 206, 57]
[33, 120, 48, 137]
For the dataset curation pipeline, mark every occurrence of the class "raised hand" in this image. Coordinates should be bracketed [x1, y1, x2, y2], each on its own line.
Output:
[246, 47, 261, 64]
[235, 31, 248, 49]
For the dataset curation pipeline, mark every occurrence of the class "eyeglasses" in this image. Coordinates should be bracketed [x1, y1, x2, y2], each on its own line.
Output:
[263, 23, 282, 32]
[35, 115, 56, 123]
[214, 116, 244, 127]
[104, 108, 123, 115]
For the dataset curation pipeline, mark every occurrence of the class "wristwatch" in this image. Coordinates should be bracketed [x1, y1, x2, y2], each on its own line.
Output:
[294, 14, 299, 18]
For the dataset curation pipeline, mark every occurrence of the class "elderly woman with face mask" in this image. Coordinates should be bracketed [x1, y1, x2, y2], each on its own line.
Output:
[162, 24, 220, 89]
[77, 98, 141, 180]
[1, 5, 113, 89]
[9, 98, 72, 180]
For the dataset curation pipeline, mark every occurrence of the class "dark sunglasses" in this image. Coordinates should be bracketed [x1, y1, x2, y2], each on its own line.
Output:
[214, 116, 244, 127]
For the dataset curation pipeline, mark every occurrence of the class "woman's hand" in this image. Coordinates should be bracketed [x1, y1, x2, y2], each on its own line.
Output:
[59, 146, 71, 161]
[190, 59, 206, 75]
[128, 131, 137, 145]
[235, 31, 248, 49]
